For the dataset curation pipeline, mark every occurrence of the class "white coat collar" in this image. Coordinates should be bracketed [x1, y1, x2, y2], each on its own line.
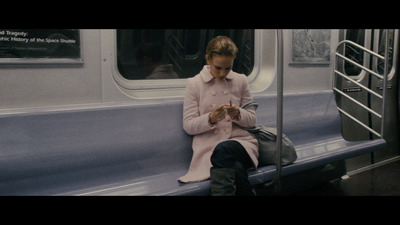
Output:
[200, 65, 234, 83]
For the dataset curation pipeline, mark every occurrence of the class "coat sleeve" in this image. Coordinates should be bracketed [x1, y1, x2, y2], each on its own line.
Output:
[182, 78, 214, 135]
[233, 75, 257, 128]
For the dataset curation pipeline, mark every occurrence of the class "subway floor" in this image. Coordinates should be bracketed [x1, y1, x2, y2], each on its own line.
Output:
[292, 157, 400, 196]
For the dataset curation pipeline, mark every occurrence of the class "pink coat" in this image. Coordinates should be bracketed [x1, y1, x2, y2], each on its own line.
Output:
[178, 65, 259, 183]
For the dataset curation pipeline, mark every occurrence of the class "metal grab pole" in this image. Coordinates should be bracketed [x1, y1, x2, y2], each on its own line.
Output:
[264, 29, 283, 192]
[333, 32, 390, 140]
[275, 29, 284, 192]
[380, 29, 390, 139]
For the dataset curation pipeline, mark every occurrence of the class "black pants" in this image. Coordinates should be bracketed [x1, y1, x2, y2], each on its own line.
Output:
[211, 140, 254, 196]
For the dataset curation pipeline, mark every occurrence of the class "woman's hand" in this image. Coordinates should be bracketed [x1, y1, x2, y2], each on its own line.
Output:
[225, 104, 240, 120]
[209, 105, 226, 125]
[209, 103, 241, 125]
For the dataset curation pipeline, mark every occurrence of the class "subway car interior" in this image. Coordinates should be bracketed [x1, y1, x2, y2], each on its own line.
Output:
[0, 29, 399, 196]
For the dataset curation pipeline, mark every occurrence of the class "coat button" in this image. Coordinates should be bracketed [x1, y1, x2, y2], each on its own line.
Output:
[211, 90, 217, 96]
[224, 128, 230, 134]
[223, 90, 229, 95]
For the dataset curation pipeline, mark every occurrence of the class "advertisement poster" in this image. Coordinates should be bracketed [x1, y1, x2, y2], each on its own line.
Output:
[291, 29, 331, 65]
[0, 29, 81, 63]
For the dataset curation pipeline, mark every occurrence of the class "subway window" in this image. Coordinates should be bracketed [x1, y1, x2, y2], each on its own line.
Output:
[377, 29, 395, 75]
[344, 29, 366, 76]
[344, 29, 396, 77]
[116, 29, 254, 80]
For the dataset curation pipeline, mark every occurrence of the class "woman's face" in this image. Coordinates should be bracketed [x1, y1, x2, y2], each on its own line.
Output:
[207, 54, 234, 80]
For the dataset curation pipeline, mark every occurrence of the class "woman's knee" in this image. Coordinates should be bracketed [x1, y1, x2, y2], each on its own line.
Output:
[212, 141, 232, 155]
[211, 141, 236, 168]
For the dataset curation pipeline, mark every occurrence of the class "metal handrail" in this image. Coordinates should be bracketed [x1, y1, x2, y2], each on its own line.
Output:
[337, 39, 385, 60]
[263, 29, 283, 191]
[333, 30, 390, 138]
[336, 107, 382, 138]
[333, 87, 382, 119]
[335, 52, 384, 80]
[334, 69, 383, 99]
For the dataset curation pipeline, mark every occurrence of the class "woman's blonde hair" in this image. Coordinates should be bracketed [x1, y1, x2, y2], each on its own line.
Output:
[206, 36, 238, 60]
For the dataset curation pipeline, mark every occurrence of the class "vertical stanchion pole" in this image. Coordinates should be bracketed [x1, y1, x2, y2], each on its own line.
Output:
[274, 29, 284, 193]
[380, 29, 389, 139]
[262, 29, 284, 192]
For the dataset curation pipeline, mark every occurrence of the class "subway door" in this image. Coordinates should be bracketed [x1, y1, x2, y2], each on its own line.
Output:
[335, 29, 372, 142]
[335, 29, 377, 170]
[370, 29, 400, 162]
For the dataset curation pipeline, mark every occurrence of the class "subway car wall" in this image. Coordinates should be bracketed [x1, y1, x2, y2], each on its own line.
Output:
[0, 29, 337, 110]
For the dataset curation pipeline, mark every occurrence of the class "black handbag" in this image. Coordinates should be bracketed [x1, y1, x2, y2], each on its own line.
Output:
[240, 101, 297, 166]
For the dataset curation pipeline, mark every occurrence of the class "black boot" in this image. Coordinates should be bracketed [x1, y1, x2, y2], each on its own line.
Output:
[210, 168, 236, 196]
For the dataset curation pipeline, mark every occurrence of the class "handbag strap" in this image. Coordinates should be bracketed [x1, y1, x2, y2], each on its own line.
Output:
[240, 100, 259, 110]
